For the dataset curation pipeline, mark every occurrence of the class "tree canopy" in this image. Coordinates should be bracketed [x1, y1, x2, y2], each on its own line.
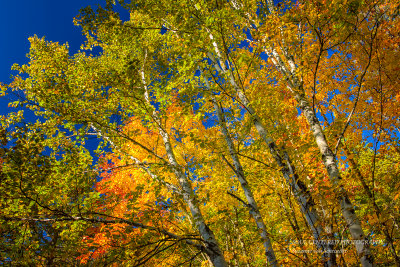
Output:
[1, 0, 400, 266]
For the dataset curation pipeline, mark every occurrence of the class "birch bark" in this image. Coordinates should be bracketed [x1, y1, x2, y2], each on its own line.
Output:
[204, 73, 278, 266]
[140, 60, 228, 267]
[294, 91, 373, 266]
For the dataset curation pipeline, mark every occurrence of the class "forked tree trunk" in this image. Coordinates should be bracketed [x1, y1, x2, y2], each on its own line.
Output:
[294, 93, 373, 266]
[259, 1, 374, 264]
[206, 36, 335, 266]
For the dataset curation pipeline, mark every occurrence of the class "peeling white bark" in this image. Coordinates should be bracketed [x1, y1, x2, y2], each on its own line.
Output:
[203, 72, 278, 266]
[140, 60, 228, 267]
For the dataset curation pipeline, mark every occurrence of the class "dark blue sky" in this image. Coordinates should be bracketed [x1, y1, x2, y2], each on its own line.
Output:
[0, 0, 102, 81]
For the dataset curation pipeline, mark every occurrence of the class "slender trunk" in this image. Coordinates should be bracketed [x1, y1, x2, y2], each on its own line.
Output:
[89, 125, 224, 263]
[205, 17, 334, 265]
[319, 200, 340, 265]
[160, 128, 227, 266]
[278, 193, 311, 265]
[140, 62, 227, 267]
[209, 91, 278, 266]
[256, 2, 374, 262]
[207, 30, 337, 264]
[240, 94, 335, 266]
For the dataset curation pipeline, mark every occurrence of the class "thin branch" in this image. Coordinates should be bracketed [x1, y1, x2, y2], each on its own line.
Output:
[334, 18, 380, 155]
[2, 215, 206, 252]
[226, 191, 249, 208]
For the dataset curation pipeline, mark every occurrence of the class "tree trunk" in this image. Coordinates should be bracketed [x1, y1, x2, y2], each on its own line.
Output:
[159, 128, 228, 267]
[140, 64, 228, 267]
[257, 1, 374, 261]
[208, 89, 279, 266]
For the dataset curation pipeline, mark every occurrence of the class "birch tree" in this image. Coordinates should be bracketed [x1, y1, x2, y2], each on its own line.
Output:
[2, 0, 400, 266]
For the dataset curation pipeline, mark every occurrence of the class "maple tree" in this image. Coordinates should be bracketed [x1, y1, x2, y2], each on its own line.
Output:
[1, 0, 400, 266]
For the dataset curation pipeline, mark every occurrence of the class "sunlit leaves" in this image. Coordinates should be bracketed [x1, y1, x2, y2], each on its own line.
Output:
[2, 0, 400, 266]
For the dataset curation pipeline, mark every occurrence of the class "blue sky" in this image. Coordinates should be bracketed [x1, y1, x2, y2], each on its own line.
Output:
[0, 1, 100, 79]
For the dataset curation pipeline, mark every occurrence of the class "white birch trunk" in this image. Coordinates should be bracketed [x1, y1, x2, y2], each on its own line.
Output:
[140, 64, 228, 267]
[158, 128, 227, 267]
[237, 88, 336, 266]
[209, 89, 278, 266]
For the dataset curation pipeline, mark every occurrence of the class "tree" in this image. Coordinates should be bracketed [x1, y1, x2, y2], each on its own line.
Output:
[0, 113, 99, 265]
[1, 0, 400, 266]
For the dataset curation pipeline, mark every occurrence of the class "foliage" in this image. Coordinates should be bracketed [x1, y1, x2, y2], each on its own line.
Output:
[1, 0, 400, 266]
